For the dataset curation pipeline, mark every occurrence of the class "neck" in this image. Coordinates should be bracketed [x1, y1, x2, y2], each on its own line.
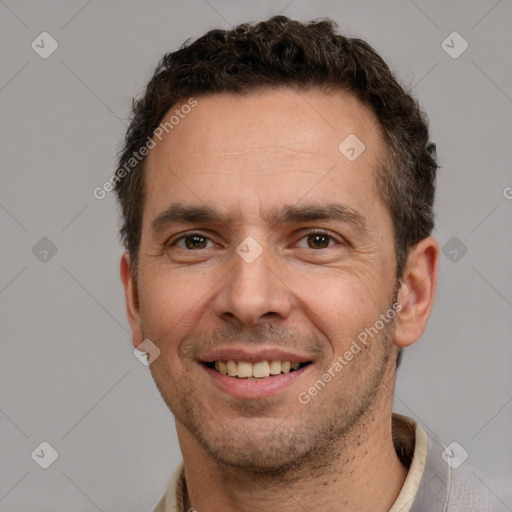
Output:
[177, 390, 408, 511]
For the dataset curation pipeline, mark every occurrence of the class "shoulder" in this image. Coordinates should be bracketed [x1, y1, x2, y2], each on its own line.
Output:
[412, 432, 511, 511]
[447, 463, 512, 512]
[392, 414, 512, 512]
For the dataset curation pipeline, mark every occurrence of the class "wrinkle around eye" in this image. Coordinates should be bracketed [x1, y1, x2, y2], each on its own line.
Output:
[168, 232, 340, 250]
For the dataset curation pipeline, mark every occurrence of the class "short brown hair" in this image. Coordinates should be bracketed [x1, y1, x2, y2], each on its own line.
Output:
[115, 15, 437, 279]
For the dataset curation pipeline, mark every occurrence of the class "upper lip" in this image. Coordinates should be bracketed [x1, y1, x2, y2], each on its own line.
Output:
[198, 346, 315, 364]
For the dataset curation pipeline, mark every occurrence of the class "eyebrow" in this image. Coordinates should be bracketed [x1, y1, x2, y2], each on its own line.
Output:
[151, 202, 368, 235]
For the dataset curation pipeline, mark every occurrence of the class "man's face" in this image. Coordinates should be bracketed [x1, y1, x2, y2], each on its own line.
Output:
[131, 88, 399, 471]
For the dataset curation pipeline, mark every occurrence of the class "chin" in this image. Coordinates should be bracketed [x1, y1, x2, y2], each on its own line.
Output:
[192, 416, 315, 473]
[206, 437, 309, 474]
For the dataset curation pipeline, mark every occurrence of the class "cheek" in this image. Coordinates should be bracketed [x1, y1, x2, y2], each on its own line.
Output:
[137, 250, 394, 357]
[138, 269, 210, 350]
[290, 271, 384, 350]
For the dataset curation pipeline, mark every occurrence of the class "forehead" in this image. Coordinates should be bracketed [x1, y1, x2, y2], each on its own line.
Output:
[155, 88, 382, 163]
[143, 88, 387, 227]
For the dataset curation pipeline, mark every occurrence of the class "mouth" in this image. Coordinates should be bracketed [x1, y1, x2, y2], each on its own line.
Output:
[203, 359, 313, 379]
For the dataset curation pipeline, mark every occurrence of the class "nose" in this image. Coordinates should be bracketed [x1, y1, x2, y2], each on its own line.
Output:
[212, 244, 293, 326]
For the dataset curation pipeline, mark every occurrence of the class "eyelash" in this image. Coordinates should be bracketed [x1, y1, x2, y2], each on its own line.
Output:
[168, 230, 343, 250]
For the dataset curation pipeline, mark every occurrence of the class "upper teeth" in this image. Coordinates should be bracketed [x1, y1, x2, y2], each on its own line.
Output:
[214, 360, 301, 378]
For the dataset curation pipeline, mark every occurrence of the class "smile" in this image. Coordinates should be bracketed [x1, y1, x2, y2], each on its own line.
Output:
[205, 360, 312, 379]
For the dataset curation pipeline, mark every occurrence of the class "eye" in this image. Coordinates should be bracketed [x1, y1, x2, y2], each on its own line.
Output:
[296, 231, 340, 249]
[170, 232, 217, 250]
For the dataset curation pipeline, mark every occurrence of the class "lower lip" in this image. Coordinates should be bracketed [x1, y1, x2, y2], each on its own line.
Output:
[202, 364, 312, 399]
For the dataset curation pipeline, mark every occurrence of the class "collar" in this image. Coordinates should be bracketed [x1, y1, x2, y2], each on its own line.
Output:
[153, 413, 432, 512]
[389, 413, 429, 512]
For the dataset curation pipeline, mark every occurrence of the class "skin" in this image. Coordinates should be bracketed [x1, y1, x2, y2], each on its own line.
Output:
[121, 88, 439, 511]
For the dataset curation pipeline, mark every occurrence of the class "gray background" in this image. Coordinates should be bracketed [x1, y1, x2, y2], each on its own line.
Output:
[1, 0, 511, 510]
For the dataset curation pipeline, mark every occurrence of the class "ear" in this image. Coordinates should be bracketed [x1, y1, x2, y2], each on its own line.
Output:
[393, 236, 439, 348]
[120, 252, 143, 349]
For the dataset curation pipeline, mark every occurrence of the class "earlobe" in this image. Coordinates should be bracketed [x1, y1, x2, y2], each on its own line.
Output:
[393, 237, 439, 348]
[120, 253, 143, 349]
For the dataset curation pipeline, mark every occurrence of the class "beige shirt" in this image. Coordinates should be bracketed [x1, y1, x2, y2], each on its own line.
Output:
[153, 413, 428, 512]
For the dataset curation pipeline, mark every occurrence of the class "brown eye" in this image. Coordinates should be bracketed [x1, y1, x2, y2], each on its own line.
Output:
[171, 233, 214, 250]
[184, 235, 208, 249]
[306, 233, 331, 249]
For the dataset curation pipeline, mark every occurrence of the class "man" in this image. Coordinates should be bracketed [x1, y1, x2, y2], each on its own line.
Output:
[116, 16, 505, 511]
